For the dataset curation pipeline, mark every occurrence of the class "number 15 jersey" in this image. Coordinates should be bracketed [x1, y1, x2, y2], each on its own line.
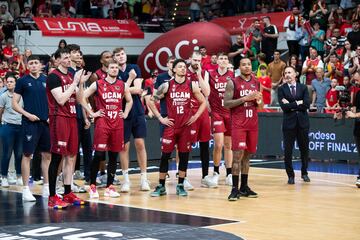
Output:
[94, 78, 125, 129]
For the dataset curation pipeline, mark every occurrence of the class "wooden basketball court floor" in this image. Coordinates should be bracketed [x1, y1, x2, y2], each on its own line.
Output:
[0, 161, 359, 240]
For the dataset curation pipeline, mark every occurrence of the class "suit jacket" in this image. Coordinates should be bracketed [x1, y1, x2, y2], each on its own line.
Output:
[278, 82, 310, 130]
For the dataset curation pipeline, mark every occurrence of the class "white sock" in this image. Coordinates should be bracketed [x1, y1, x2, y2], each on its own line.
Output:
[123, 170, 129, 182]
[140, 172, 147, 181]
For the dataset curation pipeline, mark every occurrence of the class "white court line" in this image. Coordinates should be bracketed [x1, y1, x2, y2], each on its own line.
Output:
[204, 223, 248, 240]
[204, 221, 246, 228]
[250, 160, 298, 165]
[88, 199, 243, 223]
[250, 164, 359, 177]
[251, 172, 356, 187]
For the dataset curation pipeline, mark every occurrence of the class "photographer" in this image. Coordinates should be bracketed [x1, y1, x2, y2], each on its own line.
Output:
[341, 71, 360, 188]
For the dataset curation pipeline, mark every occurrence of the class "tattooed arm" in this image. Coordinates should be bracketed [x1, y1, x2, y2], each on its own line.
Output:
[148, 82, 173, 126]
[223, 80, 261, 109]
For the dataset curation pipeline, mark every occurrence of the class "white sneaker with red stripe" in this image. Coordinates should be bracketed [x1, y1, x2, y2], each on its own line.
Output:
[89, 184, 99, 199]
[104, 185, 120, 198]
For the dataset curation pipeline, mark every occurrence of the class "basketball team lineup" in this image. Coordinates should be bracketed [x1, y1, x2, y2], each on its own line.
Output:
[0, 45, 358, 240]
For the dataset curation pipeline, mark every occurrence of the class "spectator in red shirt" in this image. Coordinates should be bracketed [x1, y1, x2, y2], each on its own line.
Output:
[326, 20, 337, 39]
[8, 46, 20, 64]
[325, 78, 339, 113]
[0, 60, 8, 78]
[8, 46, 25, 76]
[117, 2, 132, 20]
[37, 0, 52, 17]
[143, 68, 159, 117]
[199, 46, 211, 67]
[258, 64, 272, 105]
[350, 75, 360, 105]
[144, 68, 158, 93]
[203, 54, 218, 73]
[3, 38, 13, 59]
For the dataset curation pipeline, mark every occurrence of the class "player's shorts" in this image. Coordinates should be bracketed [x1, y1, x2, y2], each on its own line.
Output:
[211, 111, 231, 136]
[161, 125, 192, 153]
[124, 115, 147, 143]
[93, 125, 124, 152]
[191, 109, 211, 143]
[22, 120, 51, 155]
[49, 116, 78, 155]
[231, 128, 258, 153]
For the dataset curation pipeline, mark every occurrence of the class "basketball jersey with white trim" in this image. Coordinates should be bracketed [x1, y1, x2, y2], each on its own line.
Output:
[95, 68, 107, 80]
[186, 69, 206, 110]
[47, 69, 77, 118]
[231, 75, 259, 130]
[208, 70, 233, 115]
[165, 79, 193, 129]
[94, 78, 125, 129]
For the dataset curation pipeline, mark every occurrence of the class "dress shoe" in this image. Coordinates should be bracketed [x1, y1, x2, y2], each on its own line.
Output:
[287, 177, 295, 184]
[301, 175, 311, 182]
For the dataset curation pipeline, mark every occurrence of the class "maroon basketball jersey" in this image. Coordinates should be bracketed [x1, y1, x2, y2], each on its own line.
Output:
[208, 70, 233, 115]
[231, 75, 260, 130]
[47, 69, 77, 118]
[95, 68, 107, 80]
[186, 68, 205, 110]
[94, 78, 125, 129]
[165, 78, 193, 128]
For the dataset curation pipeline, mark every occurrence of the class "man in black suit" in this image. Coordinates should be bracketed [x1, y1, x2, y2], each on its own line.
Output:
[278, 66, 310, 184]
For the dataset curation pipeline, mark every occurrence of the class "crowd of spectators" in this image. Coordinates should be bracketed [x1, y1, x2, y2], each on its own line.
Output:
[0, 0, 167, 40]
[221, 1, 360, 115]
[1, 0, 360, 115]
[0, 1, 167, 22]
[188, 1, 358, 22]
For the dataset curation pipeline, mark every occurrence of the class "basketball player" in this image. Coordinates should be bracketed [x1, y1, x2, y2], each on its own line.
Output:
[12, 55, 51, 202]
[113, 47, 150, 192]
[80, 60, 133, 198]
[90, 51, 113, 82]
[148, 59, 206, 197]
[187, 51, 215, 188]
[154, 56, 175, 136]
[67, 44, 89, 193]
[88, 50, 114, 186]
[207, 53, 233, 186]
[224, 58, 261, 201]
[46, 48, 91, 209]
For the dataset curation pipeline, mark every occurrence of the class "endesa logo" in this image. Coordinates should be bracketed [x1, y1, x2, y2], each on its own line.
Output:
[137, 22, 232, 78]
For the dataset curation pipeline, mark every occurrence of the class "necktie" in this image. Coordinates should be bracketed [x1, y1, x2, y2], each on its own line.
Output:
[290, 85, 296, 97]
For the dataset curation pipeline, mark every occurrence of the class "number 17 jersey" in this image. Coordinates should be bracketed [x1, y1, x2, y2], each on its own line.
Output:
[94, 78, 125, 129]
